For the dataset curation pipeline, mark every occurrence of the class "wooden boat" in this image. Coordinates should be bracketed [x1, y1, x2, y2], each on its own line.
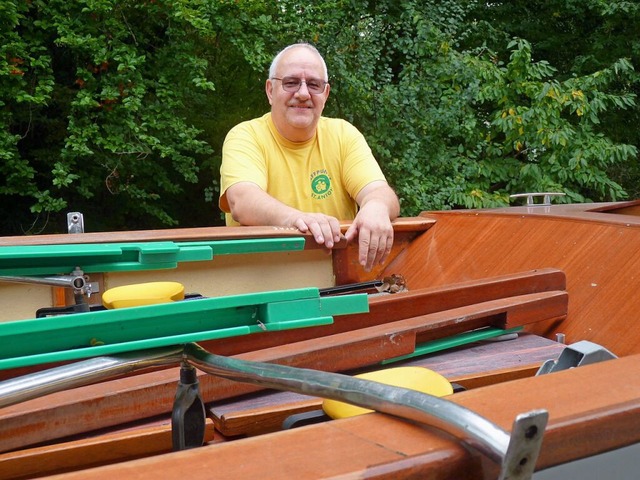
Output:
[1, 195, 640, 479]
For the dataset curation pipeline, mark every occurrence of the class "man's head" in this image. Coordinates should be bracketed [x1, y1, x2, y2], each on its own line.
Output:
[266, 43, 330, 142]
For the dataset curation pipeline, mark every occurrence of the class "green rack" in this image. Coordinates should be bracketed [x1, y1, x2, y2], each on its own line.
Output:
[0, 237, 305, 275]
[0, 287, 369, 370]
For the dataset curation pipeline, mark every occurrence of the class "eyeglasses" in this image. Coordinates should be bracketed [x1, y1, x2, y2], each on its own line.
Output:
[271, 76, 328, 95]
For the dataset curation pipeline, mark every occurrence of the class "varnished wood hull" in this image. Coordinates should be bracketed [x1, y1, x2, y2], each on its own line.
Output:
[2, 202, 640, 478]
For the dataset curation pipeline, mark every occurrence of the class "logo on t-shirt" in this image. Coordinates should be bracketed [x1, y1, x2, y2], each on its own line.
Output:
[310, 170, 333, 200]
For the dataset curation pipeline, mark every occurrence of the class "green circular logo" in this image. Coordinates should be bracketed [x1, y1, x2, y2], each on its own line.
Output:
[311, 174, 331, 195]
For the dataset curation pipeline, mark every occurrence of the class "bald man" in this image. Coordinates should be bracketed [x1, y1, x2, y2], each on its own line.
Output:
[220, 43, 399, 272]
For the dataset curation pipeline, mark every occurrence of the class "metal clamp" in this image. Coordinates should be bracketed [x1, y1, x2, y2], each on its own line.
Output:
[537, 340, 617, 375]
[0, 267, 95, 296]
[0, 267, 99, 317]
[67, 212, 85, 234]
[172, 362, 206, 451]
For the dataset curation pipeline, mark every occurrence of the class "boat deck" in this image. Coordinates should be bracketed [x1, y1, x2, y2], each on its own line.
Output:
[2, 201, 640, 478]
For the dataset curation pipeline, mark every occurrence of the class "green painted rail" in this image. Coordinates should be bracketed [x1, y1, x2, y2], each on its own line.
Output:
[0, 287, 368, 370]
[381, 326, 524, 364]
[0, 237, 305, 275]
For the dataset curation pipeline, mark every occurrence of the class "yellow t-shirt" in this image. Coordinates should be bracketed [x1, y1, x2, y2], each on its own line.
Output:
[219, 113, 387, 226]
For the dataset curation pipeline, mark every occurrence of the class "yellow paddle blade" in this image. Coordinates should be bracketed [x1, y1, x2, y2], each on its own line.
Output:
[322, 366, 453, 419]
[102, 281, 185, 309]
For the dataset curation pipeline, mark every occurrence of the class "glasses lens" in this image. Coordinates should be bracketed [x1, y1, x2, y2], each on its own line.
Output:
[305, 80, 325, 94]
[280, 77, 325, 94]
[281, 77, 302, 92]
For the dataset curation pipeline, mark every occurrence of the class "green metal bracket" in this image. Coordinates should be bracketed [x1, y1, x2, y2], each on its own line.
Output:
[0, 288, 368, 370]
[0, 237, 305, 276]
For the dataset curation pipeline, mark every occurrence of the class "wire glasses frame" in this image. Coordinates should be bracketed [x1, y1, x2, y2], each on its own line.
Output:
[271, 76, 328, 95]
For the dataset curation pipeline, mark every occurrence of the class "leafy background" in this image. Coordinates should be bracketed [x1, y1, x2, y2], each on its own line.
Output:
[1, 0, 638, 234]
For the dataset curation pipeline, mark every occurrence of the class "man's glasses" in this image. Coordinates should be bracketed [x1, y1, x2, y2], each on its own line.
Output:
[271, 76, 328, 95]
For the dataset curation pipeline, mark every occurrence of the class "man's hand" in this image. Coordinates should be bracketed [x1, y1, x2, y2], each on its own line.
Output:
[287, 212, 342, 250]
[345, 181, 400, 271]
[225, 182, 342, 249]
[344, 202, 394, 271]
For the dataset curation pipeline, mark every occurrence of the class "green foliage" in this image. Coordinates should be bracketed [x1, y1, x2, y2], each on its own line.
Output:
[2, 0, 639, 233]
[1, 0, 216, 233]
[465, 0, 640, 200]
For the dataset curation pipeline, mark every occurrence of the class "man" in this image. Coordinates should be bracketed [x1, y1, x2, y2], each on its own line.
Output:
[219, 43, 400, 271]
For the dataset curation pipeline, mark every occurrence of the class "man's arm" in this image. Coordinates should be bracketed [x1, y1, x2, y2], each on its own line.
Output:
[225, 182, 343, 249]
[344, 180, 400, 271]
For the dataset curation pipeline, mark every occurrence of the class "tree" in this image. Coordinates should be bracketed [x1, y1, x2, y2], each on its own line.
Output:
[465, 0, 640, 199]
[1, 0, 217, 233]
[1, 0, 638, 234]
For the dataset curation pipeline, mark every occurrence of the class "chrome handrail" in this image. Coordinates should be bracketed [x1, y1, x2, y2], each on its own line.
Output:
[0, 346, 183, 407]
[0, 343, 547, 480]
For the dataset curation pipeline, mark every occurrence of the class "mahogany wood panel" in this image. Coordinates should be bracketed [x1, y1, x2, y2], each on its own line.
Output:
[0, 291, 567, 452]
[197, 268, 566, 356]
[0, 217, 432, 248]
[45, 353, 640, 480]
[381, 209, 640, 357]
[0, 419, 219, 479]
[333, 218, 436, 283]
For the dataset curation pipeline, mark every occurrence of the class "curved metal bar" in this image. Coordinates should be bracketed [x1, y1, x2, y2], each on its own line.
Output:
[183, 342, 547, 478]
[0, 342, 547, 479]
[0, 346, 183, 408]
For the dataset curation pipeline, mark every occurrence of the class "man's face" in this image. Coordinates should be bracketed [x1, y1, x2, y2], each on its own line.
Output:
[266, 47, 330, 142]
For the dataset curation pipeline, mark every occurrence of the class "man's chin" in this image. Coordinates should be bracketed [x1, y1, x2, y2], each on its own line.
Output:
[286, 113, 315, 129]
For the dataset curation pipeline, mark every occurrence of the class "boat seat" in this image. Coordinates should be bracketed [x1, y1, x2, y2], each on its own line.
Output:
[101, 282, 185, 309]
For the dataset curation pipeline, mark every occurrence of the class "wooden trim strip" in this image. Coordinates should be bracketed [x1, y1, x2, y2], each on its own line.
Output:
[0, 217, 433, 248]
[0, 419, 218, 479]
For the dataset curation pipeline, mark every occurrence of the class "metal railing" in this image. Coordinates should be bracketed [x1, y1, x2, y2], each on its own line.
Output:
[0, 342, 547, 480]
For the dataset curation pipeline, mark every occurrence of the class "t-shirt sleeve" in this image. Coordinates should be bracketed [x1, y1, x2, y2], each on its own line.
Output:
[219, 123, 268, 212]
[340, 121, 387, 198]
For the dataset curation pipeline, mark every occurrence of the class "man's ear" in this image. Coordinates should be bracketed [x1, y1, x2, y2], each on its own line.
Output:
[266, 79, 274, 105]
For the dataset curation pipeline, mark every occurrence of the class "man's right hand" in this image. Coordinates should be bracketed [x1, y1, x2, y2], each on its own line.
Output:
[225, 182, 342, 250]
[287, 213, 343, 249]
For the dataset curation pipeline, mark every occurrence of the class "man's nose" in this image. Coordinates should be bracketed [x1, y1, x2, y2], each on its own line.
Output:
[295, 81, 311, 97]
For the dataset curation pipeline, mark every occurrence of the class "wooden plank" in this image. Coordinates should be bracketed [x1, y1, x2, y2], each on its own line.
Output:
[44, 353, 640, 480]
[211, 392, 321, 436]
[197, 268, 566, 356]
[380, 208, 640, 357]
[0, 418, 219, 479]
[0, 290, 567, 452]
[0, 226, 311, 247]
[0, 217, 431, 249]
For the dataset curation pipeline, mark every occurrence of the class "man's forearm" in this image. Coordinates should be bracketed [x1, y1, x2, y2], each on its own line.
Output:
[227, 185, 299, 226]
[357, 183, 400, 220]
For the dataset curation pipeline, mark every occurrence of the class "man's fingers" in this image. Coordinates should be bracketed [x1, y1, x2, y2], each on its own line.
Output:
[294, 215, 341, 249]
[379, 232, 394, 265]
[358, 230, 394, 272]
